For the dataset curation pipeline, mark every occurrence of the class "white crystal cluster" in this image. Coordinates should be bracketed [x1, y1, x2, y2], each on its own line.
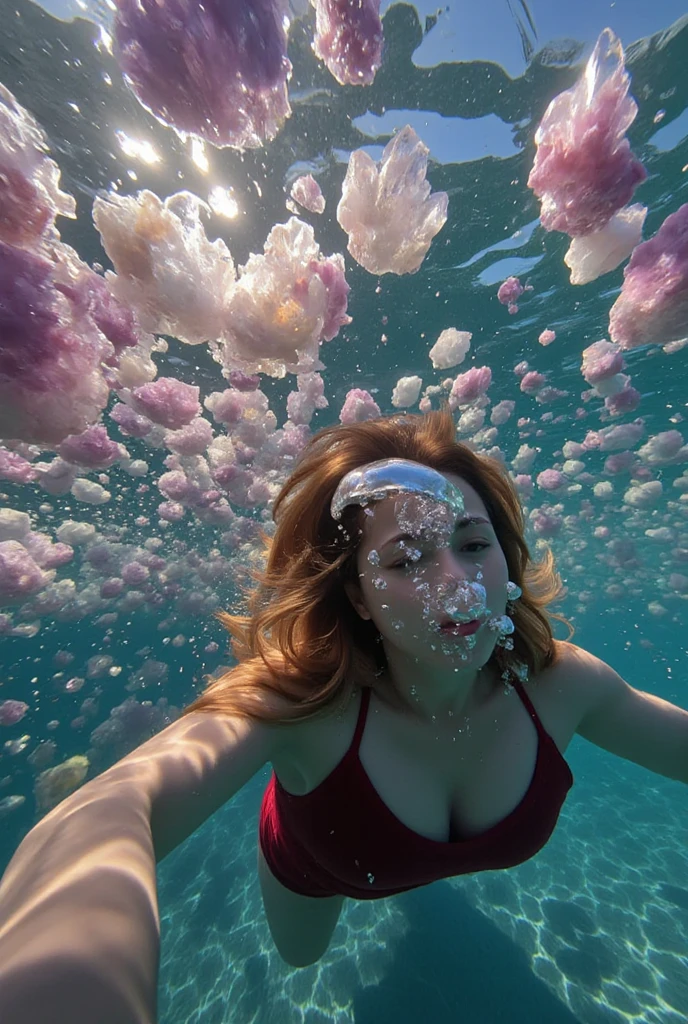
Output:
[337, 126, 448, 276]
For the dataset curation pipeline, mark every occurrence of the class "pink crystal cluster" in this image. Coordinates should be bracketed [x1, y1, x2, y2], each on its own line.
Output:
[92, 190, 237, 347]
[209, 217, 351, 378]
[0, 83, 75, 248]
[0, 87, 158, 446]
[0, 242, 111, 445]
[608, 204, 688, 350]
[528, 29, 648, 286]
[290, 174, 326, 215]
[581, 340, 641, 417]
[112, 0, 293, 149]
[0, 699, 29, 726]
[528, 29, 646, 237]
[497, 276, 532, 314]
[311, 0, 383, 87]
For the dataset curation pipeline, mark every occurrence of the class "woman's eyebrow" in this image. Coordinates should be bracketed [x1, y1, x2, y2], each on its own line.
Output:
[380, 515, 492, 551]
[453, 515, 492, 530]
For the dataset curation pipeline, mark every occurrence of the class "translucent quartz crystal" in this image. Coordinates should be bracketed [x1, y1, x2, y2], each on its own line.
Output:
[93, 189, 236, 346]
[609, 203, 688, 349]
[391, 376, 422, 409]
[290, 174, 326, 214]
[0, 83, 75, 247]
[337, 126, 448, 275]
[311, 0, 383, 87]
[113, 0, 292, 149]
[429, 328, 471, 370]
[581, 340, 625, 386]
[210, 217, 350, 378]
[564, 204, 646, 285]
[528, 28, 646, 238]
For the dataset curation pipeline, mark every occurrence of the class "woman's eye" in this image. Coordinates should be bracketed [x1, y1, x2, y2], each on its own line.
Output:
[461, 541, 490, 554]
[390, 542, 488, 568]
[391, 555, 421, 569]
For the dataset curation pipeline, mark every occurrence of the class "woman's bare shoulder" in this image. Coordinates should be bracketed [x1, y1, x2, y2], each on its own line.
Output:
[540, 640, 603, 713]
[550, 639, 597, 672]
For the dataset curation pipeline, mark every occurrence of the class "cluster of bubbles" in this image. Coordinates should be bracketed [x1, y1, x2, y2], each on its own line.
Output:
[0, 6, 687, 826]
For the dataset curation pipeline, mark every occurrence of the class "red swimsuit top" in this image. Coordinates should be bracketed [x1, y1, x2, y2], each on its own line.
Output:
[258, 682, 574, 899]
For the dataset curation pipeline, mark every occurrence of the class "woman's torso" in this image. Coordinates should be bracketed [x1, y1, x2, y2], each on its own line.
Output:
[269, 640, 585, 845]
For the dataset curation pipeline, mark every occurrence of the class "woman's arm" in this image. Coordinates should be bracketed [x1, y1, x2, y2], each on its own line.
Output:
[0, 765, 159, 1024]
[0, 710, 281, 1024]
[562, 641, 688, 783]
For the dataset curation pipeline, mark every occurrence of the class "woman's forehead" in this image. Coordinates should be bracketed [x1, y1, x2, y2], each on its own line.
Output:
[359, 474, 490, 542]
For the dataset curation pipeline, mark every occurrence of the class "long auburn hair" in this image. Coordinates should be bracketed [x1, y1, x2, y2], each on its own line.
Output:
[182, 407, 572, 724]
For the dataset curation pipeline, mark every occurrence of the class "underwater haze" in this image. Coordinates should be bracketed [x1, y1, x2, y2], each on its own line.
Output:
[0, 0, 687, 1021]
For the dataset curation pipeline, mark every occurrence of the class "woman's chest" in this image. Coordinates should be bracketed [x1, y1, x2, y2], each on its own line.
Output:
[273, 660, 582, 843]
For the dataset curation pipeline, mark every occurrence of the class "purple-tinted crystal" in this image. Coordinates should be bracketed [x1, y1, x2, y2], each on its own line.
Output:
[113, 0, 292, 148]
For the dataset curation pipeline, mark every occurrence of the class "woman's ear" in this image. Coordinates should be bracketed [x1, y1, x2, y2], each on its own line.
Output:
[343, 581, 372, 621]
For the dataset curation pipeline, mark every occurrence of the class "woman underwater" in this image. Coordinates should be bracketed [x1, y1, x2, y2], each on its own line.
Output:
[0, 408, 687, 1022]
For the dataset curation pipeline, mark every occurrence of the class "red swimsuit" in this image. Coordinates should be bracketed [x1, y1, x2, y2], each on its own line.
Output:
[258, 683, 574, 899]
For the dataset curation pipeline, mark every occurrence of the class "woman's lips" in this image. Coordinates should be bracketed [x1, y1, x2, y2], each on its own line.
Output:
[439, 619, 482, 637]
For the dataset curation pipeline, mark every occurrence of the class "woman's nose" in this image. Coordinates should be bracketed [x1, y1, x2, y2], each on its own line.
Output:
[435, 547, 472, 580]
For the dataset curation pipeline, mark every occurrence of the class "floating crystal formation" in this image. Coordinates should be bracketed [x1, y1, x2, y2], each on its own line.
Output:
[0, 450, 38, 485]
[0, 83, 75, 247]
[528, 29, 646, 238]
[58, 425, 123, 469]
[581, 340, 625, 386]
[290, 174, 326, 214]
[428, 328, 471, 370]
[112, 0, 292, 148]
[34, 754, 89, 812]
[608, 204, 688, 349]
[50, 244, 159, 390]
[497, 276, 529, 314]
[564, 203, 647, 285]
[0, 540, 55, 605]
[130, 378, 201, 430]
[211, 217, 351, 378]
[450, 367, 492, 406]
[93, 190, 236, 346]
[286, 372, 329, 425]
[391, 376, 423, 408]
[0, 243, 110, 444]
[337, 126, 448, 275]
[0, 699, 29, 725]
[311, 0, 383, 86]
[339, 388, 381, 423]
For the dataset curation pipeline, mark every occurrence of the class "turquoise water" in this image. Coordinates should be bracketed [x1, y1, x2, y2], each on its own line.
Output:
[0, 0, 687, 1021]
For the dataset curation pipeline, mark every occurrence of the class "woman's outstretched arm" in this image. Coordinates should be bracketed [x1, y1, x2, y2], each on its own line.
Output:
[0, 709, 281, 1024]
[0, 764, 159, 1024]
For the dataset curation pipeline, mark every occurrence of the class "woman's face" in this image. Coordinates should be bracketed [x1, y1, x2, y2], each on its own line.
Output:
[349, 474, 510, 672]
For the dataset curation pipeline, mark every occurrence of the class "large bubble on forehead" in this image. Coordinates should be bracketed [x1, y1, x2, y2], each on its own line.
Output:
[331, 459, 464, 521]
